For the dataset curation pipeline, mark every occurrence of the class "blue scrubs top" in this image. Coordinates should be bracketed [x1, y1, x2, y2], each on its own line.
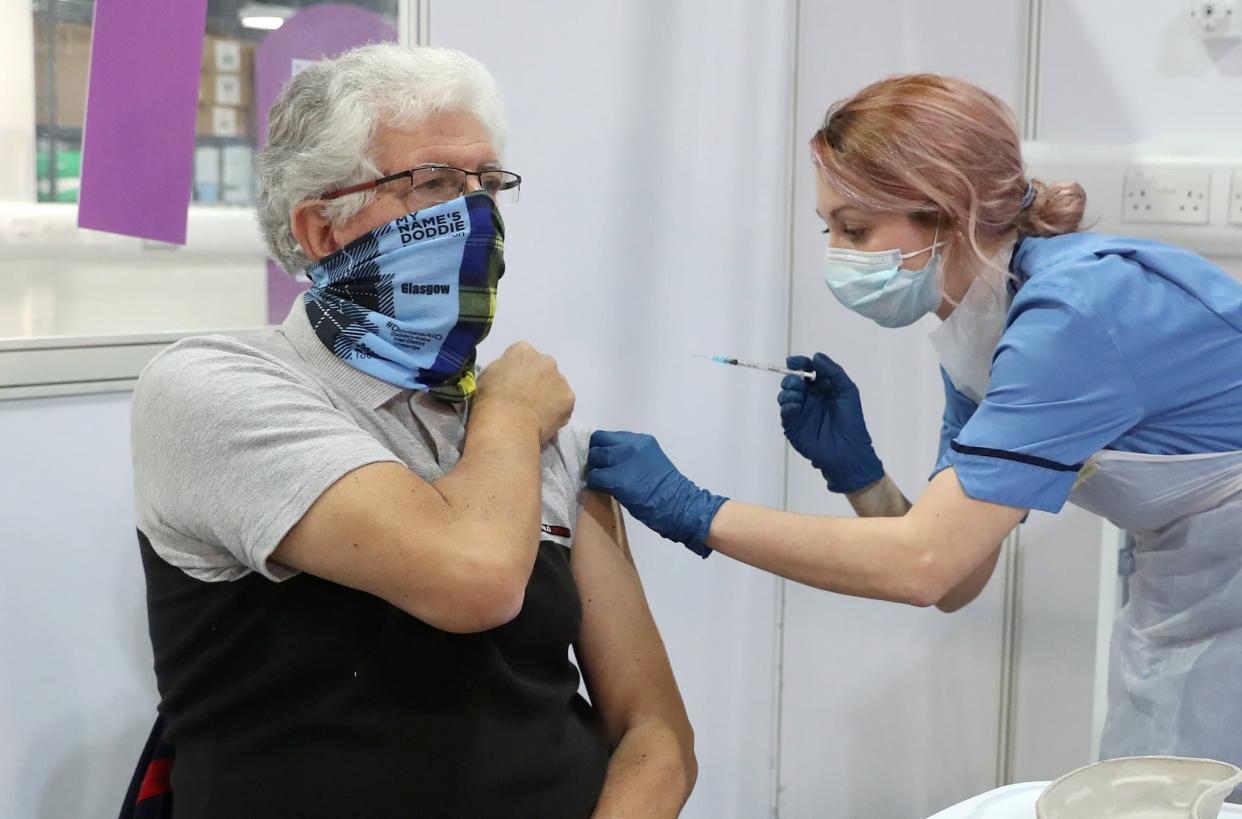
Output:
[933, 233, 1242, 513]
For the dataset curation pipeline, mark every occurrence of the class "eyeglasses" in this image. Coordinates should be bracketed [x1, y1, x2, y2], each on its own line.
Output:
[321, 164, 522, 207]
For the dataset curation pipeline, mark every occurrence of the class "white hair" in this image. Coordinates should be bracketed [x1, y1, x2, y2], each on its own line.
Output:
[257, 43, 508, 274]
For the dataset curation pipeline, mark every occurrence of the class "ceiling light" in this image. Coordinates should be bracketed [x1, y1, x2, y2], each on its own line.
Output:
[238, 4, 294, 31]
[241, 15, 285, 30]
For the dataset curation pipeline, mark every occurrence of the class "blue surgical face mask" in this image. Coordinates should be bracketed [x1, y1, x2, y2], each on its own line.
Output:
[304, 191, 504, 402]
[823, 229, 944, 328]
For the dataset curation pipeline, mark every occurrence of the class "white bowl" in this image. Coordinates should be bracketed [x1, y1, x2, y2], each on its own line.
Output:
[1036, 757, 1242, 819]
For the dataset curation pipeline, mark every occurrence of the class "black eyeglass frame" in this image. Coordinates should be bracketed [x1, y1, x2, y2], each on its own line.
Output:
[321, 164, 522, 201]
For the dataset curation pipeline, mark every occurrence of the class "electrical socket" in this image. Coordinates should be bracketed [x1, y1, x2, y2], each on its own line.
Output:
[1231, 170, 1242, 226]
[1122, 166, 1212, 225]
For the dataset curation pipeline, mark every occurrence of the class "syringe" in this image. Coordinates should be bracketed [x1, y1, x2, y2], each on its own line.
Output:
[692, 354, 815, 380]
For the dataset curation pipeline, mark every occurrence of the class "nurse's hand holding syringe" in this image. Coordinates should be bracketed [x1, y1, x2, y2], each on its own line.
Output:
[693, 351, 884, 496]
[586, 352, 886, 557]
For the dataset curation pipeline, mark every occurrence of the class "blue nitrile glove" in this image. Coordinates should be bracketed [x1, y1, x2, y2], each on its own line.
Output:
[778, 353, 885, 494]
[585, 430, 727, 558]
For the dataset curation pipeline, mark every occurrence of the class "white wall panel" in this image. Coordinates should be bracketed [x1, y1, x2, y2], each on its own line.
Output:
[1009, 506, 1107, 783]
[1040, 0, 1242, 144]
[0, 393, 155, 818]
[431, 4, 795, 816]
[778, 2, 1027, 816]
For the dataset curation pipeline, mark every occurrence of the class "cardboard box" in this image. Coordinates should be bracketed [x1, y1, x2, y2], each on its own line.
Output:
[196, 105, 250, 138]
[33, 20, 92, 129]
[33, 23, 261, 133]
[199, 72, 253, 108]
[202, 36, 256, 76]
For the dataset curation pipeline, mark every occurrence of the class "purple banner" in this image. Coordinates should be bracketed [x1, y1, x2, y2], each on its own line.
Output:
[78, 0, 208, 244]
[257, 4, 396, 323]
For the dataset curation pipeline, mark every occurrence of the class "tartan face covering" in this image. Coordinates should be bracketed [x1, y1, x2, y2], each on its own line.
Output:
[304, 191, 504, 402]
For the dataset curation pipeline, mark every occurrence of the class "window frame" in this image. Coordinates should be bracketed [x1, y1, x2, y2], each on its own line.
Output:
[0, 0, 424, 400]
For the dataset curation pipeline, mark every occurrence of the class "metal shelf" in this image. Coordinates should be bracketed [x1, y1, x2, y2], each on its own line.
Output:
[33, 0, 93, 27]
[35, 124, 82, 143]
[195, 134, 257, 148]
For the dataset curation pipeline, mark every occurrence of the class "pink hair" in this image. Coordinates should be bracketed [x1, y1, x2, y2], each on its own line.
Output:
[810, 74, 1085, 281]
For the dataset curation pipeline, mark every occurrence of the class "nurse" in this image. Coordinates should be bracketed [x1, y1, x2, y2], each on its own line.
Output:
[587, 74, 1242, 770]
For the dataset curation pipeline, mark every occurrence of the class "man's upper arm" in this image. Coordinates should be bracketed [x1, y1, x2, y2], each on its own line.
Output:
[570, 491, 690, 745]
[273, 460, 527, 632]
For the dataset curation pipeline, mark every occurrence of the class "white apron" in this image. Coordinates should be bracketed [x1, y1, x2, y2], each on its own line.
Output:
[1070, 448, 1242, 768]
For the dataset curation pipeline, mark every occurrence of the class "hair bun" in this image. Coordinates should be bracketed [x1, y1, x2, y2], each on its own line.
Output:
[1019, 179, 1086, 236]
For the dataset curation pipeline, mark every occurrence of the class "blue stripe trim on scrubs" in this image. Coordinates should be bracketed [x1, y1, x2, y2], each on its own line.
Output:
[949, 441, 1082, 473]
[945, 444, 1082, 514]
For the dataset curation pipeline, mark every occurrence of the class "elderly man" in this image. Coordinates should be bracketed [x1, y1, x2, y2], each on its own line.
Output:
[128, 43, 694, 818]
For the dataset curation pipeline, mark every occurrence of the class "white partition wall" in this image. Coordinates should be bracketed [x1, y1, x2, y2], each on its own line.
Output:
[1039, 0, 1242, 143]
[429, 3, 796, 817]
[777, 2, 1030, 816]
[0, 393, 156, 818]
[1007, 505, 1107, 782]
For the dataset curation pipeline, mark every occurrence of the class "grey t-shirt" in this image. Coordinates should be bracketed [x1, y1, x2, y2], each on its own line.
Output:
[131, 298, 590, 583]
